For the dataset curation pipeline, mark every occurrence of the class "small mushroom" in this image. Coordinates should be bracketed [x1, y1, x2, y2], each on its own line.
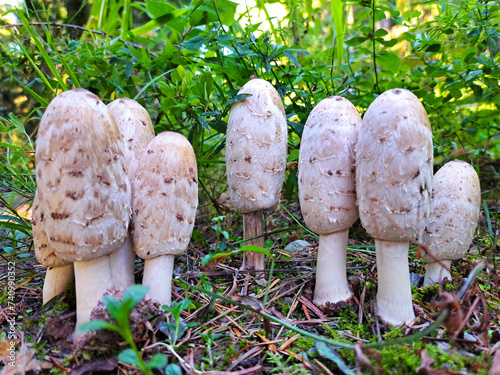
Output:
[132, 131, 198, 306]
[421, 160, 481, 286]
[32, 191, 74, 304]
[35, 89, 131, 328]
[298, 96, 360, 305]
[107, 98, 155, 289]
[226, 78, 287, 271]
[356, 88, 433, 325]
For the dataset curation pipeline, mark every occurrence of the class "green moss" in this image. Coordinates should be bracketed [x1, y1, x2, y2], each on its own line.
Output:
[275, 300, 290, 316]
[382, 327, 404, 340]
[413, 284, 439, 303]
[293, 335, 314, 351]
[361, 342, 492, 374]
[221, 347, 238, 364]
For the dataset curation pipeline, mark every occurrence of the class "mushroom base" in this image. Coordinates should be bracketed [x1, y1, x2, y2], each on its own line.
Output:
[242, 210, 265, 273]
[313, 230, 353, 306]
[109, 233, 136, 289]
[142, 254, 175, 307]
[43, 264, 75, 304]
[74, 256, 113, 331]
[423, 260, 452, 287]
[375, 240, 415, 326]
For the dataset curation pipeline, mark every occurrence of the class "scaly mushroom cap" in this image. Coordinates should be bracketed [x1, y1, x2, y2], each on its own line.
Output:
[422, 160, 481, 262]
[35, 89, 131, 262]
[132, 131, 198, 259]
[108, 98, 155, 178]
[226, 78, 287, 213]
[299, 96, 360, 234]
[32, 191, 70, 268]
[356, 88, 433, 241]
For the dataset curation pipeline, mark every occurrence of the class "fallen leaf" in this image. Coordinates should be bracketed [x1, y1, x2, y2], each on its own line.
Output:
[0, 340, 20, 357]
[0, 343, 41, 375]
[69, 358, 118, 375]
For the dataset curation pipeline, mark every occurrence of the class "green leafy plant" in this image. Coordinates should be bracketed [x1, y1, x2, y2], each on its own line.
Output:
[162, 299, 196, 346]
[200, 328, 223, 369]
[78, 285, 174, 375]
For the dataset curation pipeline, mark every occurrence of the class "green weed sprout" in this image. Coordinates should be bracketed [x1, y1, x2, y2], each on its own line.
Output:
[162, 299, 196, 346]
[200, 328, 222, 369]
[78, 285, 178, 374]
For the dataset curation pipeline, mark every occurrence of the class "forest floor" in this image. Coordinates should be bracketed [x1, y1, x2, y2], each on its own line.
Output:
[0, 198, 499, 375]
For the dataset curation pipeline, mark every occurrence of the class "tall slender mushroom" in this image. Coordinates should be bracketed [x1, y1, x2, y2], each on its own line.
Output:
[421, 160, 481, 286]
[32, 191, 74, 304]
[298, 96, 360, 305]
[132, 131, 198, 306]
[35, 89, 131, 328]
[226, 78, 287, 271]
[107, 98, 155, 289]
[356, 88, 433, 325]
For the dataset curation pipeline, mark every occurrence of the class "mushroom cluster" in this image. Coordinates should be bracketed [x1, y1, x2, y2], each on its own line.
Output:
[33, 81, 482, 340]
[35, 89, 131, 328]
[34, 90, 198, 333]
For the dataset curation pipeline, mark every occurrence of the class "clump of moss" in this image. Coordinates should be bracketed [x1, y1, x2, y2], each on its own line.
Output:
[363, 341, 492, 374]
[293, 335, 314, 351]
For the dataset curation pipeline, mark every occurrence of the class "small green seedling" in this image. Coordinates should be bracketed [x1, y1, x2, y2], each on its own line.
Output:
[162, 299, 196, 346]
[200, 328, 222, 369]
[78, 285, 178, 375]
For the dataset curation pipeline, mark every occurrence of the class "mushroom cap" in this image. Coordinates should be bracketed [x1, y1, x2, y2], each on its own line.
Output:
[298, 96, 360, 234]
[107, 98, 155, 178]
[35, 89, 131, 262]
[32, 191, 70, 268]
[132, 131, 198, 259]
[356, 88, 433, 241]
[422, 160, 481, 262]
[226, 78, 287, 213]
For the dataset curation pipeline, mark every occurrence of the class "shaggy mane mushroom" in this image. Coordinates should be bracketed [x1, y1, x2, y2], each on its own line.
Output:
[356, 88, 433, 326]
[226, 78, 287, 272]
[298, 96, 360, 306]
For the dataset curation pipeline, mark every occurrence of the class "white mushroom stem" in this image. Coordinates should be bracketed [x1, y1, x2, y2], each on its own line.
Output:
[42, 264, 74, 304]
[375, 240, 415, 326]
[142, 254, 175, 307]
[74, 256, 113, 330]
[242, 210, 265, 272]
[109, 233, 135, 289]
[423, 260, 452, 287]
[313, 230, 352, 305]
